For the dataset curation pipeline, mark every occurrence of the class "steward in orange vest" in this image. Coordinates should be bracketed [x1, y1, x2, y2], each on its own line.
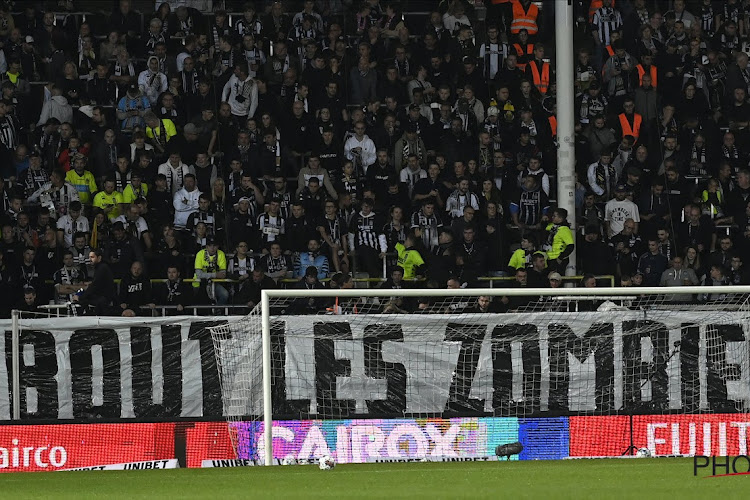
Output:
[513, 41, 534, 70]
[527, 59, 551, 95]
[635, 56, 657, 88]
[618, 109, 642, 141]
[510, 0, 539, 36]
[525, 44, 551, 95]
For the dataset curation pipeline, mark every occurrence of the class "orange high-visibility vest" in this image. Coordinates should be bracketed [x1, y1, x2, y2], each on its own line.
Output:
[529, 61, 550, 94]
[513, 43, 534, 70]
[636, 64, 657, 88]
[548, 115, 557, 137]
[589, 0, 616, 21]
[510, 0, 539, 35]
[618, 112, 642, 140]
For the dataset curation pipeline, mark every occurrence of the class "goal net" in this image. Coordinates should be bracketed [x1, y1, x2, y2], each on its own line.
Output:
[209, 286, 750, 463]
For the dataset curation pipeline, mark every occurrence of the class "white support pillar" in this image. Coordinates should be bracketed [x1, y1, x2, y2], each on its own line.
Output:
[555, 0, 577, 276]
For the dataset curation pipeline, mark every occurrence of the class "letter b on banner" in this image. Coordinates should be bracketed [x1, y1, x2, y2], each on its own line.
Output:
[5, 330, 59, 418]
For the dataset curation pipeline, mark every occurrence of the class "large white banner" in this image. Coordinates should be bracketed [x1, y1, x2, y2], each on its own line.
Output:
[1, 310, 749, 421]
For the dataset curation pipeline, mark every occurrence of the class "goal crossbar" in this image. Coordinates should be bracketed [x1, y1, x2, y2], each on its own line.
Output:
[253, 285, 750, 465]
[260, 285, 750, 299]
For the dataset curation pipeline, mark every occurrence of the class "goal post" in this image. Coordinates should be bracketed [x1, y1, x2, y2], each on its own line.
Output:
[209, 285, 750, 465]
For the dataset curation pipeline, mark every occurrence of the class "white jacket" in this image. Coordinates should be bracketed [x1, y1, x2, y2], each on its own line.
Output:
[173, 187, 202, 230]
[343, 135, 377, 174]
[222, 74, 258, 118]
[37, 95, 73, 126]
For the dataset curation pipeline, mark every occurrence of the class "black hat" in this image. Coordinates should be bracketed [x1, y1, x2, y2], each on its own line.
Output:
[112, 221, 125, 231]
[206, 236, 217, 246]
[29, 149, 40, 158]
[404, 122, 418, 133]
[305, 266, 318, 277]
[589, 80, 601, 90]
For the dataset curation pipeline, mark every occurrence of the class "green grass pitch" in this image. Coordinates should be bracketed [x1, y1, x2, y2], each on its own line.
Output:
[0, 458, 746, 499]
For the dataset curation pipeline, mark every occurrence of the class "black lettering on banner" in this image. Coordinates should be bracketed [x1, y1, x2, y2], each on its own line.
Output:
[188, 321, 226, 417]
[705, 324, 745, 412]
[444, 323, 485, 413]
[490, 324, 540, 415]
[680, 324, 700, 412]
[313, 322, 355, 418]
[161, 324, 185, 417]
[363, 323, 406, 415]
[69, 329, 121, 418]
[129, 326, 157, 417]
[5, 330, 59, 418]
[548, 322, 614, 412]
[622, 321, 669, 411]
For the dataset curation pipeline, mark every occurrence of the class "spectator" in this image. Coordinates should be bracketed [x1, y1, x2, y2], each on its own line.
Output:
[638, 238, 669, 286]
[544, 208, 574, 274]
[193, 236, 228, 305]
[660, 255, 700, 296]
[173, 174, 201, 232]
[118, 261, 154, 317]
[578, 226, 615, 276]
[295, 238, 329, 280]
[604, 184, 640, 238]
[348, 198, 386, 278]
[73, 248, 115, 315]
[699, 264, 730, 302]
[37, 84, 73, 127]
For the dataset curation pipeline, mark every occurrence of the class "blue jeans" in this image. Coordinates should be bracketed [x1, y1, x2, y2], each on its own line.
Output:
[208, 283, 229, 305]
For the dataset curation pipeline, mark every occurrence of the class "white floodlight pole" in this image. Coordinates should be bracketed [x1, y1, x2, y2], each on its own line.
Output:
[556, 0, 577, 276]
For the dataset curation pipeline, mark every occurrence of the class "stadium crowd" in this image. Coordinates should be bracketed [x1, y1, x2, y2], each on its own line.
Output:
[1, 0, 750, 317]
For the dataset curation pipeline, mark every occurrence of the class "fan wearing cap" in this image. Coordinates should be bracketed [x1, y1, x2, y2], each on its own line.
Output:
[543, 208, 575, 274]
[116, 84, 149, 130]
[64, 153, 98, 206]
[578, 225, 616, 276]
[193, 236, 229, 305]
[576, 79, 608, 126]
[604, 184, 640, 238]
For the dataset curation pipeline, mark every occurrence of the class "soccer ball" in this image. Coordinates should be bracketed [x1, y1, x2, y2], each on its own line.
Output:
[282, 457, 298, 466]
[636, 448, 652, 458]
[319, 455, 336, 470]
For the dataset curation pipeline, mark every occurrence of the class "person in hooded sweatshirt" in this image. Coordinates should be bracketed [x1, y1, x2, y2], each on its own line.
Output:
[37, 85, 73, 126]
[118, 260, 154, 316]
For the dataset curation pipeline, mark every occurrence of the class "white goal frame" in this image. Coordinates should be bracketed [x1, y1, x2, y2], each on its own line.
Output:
[256, 285, 750, 465]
